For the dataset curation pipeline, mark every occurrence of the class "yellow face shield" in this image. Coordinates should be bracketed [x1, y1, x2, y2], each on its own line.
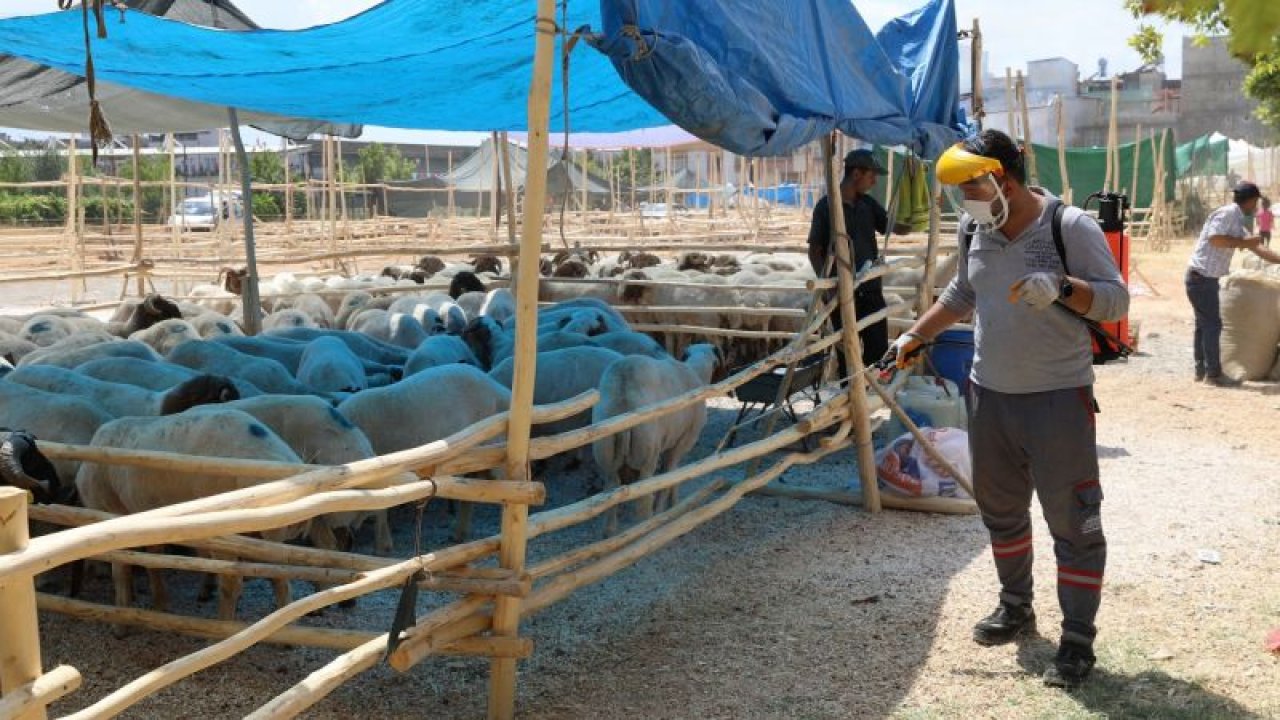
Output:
[936, 143, 1004, 186]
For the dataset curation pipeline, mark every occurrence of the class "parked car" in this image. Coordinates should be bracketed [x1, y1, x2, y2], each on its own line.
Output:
[167, 192, 242, 230]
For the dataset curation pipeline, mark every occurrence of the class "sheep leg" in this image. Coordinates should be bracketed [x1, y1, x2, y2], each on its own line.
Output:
[374, 510, 393, 555]
[271, 578, 292, 609]
[601, 469, 622, 538]
[454, 502, 473, 543]
[206, 551, 242, 621]
[629, 459, 660, 526]
[110, 561, 134, 639]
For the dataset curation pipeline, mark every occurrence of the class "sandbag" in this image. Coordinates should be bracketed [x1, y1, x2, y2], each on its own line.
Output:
[1220, 271, 1280, 381]
[874, 427, 971, 499]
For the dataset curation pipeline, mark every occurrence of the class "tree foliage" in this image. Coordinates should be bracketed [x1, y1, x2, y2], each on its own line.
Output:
[1127, 0, 1280, 134]
[346, 143, 415, 185]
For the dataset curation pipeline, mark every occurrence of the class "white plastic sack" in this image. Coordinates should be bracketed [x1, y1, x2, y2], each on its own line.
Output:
[875, 426, 971, 499]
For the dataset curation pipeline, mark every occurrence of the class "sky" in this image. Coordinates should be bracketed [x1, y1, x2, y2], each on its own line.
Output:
[0, 0, 1195, 143]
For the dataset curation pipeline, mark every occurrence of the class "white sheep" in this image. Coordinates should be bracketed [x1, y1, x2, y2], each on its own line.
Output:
[75, 409, 308, 619]
[403, 335, 480, 377]
[75, 357, 263, 397]
[347, 308, 429, 349]
[0, 380, 116, 482]
[262, 327, 410, 366]
[338, 365, 511, 539]
[187, 395, 392, 555]
[168, 340, 316, 396]
[592, 344, 722, 536]
[296, 336, 368, 393]
[479, 288, 516, 326]
[587, 330, 669, 358]
[18, 337, 161, 369]
[19, 314, 76, 347]
[6, 364, 239, 417]
[188, 311, 244, 338]
[262, 308, 318, 332]
[0, 331, 38, 364]
[488, 346, 623, 436]
[129, 318, 202, 355]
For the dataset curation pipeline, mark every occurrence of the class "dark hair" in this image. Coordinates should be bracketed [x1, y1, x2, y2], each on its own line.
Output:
[963, 129, 1026, 184]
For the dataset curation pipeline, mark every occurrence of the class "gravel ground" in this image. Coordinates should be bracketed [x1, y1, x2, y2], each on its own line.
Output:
[19, 236, 1280, 719]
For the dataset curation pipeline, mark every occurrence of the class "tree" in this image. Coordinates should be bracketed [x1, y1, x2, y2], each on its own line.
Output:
[1127, 0, 1280, 133]
[347, 143, 415, 185]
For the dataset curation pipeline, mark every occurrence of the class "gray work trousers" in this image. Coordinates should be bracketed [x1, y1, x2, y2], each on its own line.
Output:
[966, 383, 1107, 648]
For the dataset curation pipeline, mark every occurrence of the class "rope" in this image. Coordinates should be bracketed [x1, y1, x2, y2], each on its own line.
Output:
[59, 0, 114, 162]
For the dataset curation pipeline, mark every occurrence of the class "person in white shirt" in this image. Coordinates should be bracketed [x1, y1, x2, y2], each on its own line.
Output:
[1185, 181, 1280, 387]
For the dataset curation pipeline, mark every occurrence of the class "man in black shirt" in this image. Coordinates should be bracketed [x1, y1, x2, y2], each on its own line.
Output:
[808, 148, 889, 374]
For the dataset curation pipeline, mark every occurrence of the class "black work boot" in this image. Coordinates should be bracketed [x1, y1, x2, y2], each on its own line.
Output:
[972, 603, 1035, 646]
[1043, 640, 1096, 689]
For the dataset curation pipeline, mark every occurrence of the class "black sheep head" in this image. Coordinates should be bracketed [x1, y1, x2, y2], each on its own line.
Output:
[552, 259, 589, 278]
[449, 271, 486, 300]
[0, 429, 63, 504]
[380, 266, 404, 281]
[160, 375, 240, 415]
[460, 317, 494, 370]
[415, 255, 446, 275]
[407, 269, 429, 284]
[128, 293, 182, 334]
[538, 257, 553, 276]
[471, 255, 502, 275]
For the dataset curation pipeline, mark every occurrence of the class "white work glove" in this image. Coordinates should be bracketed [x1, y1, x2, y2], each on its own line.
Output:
[883, 331, 927, 370]
[1009, 272, 1062, 310]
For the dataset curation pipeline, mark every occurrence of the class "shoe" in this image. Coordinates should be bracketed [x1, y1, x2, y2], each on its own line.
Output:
[972, 603, 1035, 646]
[1043, 640, 1096, 689]
[1194, 369, 1205, 382]
[1203, 374, 1243, 388]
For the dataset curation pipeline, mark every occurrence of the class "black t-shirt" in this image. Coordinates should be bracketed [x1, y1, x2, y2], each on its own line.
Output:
[808, 194, 887, 300]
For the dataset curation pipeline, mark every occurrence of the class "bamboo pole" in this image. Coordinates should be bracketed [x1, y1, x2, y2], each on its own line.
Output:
[1105, 77, 1119, 193]
[522, 430, 852, 617]
[326, 136, 339, 265]
[38, 594, 374, 653]
[489, 4, 557, 716]
[1131, 125, 1142, 205]
[971, 20, 985, 130]
[530, 479, 726, 580]
[1016, 72, 1038, 185]
[447, 150, 456, 220]
[168, 133, 182, 294]
[228, 109, 263, 336]
[1055, 94, 1071, 205]
[0, 488, 44, 720]
[821, 134, 880, 511]
[580, 149, 589, 213]
[131, 135, 145, 297]
[918, 173, 942, 315]
[752, 483, 977, 514]
[0, 666, 80, 720]
[283, 137, 293, 235]
[500, 131, 518, 246]
[491, 131, 501, 232]
[1005, 68, 1016, 136]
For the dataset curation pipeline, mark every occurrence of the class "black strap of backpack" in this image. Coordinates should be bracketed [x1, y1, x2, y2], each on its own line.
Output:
[961, 203, 1132, 358]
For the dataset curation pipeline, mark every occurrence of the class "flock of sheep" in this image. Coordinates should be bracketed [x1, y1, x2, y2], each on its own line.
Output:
[0, 249, 829, 620]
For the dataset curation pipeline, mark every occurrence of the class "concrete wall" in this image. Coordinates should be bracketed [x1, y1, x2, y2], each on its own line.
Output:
[1179, 35, 1273, 145]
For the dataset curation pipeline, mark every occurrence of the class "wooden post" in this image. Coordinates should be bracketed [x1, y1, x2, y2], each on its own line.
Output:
[1016, 72, 1038, 185]
[970, 19, 985, 130]
[628, 149, 637, 215]
[500, 131, 518, 246]
[326, 136, 339, 266]
[283, 137, 293, 235]
[1130, 125, 1142, 207]
[336, 137, 350, 250]
[167, 134, 182, 294]
[491, 131, 502, 231]
[1055, 94, 1071, 206]
[579, 149, 589, 213]
[447, 150, 456, 220]
[1005, 68, 1016, 137]
[1104, 77, 1119, 193]
[130, 135, 145, 297]
[665, 146, 675, 226]
[0, 487, 45, 720]
[918, 173, 941, 315]
[822, 135, 880, 511]
[228, 109, 263, 336]
[65, 135, 81, 303]
[488, 3, 555, 717]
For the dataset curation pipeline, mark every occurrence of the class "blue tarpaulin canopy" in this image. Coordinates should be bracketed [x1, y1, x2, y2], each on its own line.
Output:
[0, 0, 962, 158]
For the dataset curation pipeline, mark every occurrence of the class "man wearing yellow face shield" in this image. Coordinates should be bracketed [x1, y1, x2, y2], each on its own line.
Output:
[893, 129, 1129, 689]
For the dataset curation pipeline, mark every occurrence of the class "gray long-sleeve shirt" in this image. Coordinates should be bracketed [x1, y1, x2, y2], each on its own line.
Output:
[937, 190, 1130, 394]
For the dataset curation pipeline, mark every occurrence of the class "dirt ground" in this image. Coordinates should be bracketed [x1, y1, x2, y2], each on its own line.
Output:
[18, 235, 1280, 719]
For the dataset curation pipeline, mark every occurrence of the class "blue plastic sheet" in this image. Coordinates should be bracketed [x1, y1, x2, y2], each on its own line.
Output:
[0, 0, 962, 157]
